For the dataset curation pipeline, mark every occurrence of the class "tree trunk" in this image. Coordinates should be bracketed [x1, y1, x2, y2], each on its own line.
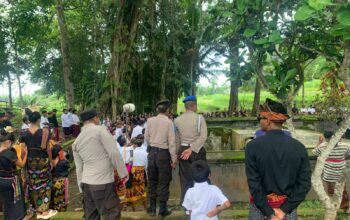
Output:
[137, 59, 144, 113]
[252, 78, 261, 116]
[189, 54, 194, 96]
[172, 88, 178, 114]
[312, 115, 350, 220]
[15, 73, 23, 108]
[302, 80, 305, 107]
[160, 62, 167, 99]
[12, 38, 24, 108]
[228, 37, 240, 115]
[106, 2, 141, 120]
[285, 100, 296, 137]
[56, 0, 75, 108]
[228, 80, 239, 115]
[6, 73, 13, 109]
[324, 209, 338, 220]
[338, 40, 350, 91]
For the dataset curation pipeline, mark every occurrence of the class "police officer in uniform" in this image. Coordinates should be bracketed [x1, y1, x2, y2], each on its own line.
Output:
[175, 96, 208, 203]
[145, 100, 176, 218]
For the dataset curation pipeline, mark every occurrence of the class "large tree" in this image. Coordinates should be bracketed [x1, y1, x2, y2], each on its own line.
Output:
[56, 0, 75, 108]
[292, 0, 350, 219]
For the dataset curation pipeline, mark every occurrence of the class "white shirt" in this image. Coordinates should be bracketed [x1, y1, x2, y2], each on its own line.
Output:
[182, 182, 228, 220]
[72, 114, 80, 125]
[68, 112, 74, 124]
[114, 128, 123, 140]
[300, 108, 308, 113]
[61, 113, 73, 127]
[308, 107, 316, 114]
[133, 147, 148, 168]
[141, 142, 148, 151]
[40, 116, 49, 128]
[117, 144, 132, 164]
[21, 123, 29, 130]
[131, 125, 143, 138]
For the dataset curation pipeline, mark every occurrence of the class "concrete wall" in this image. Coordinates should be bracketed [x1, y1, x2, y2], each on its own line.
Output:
[168, 159, 350, 204]
[207, 118, 327, 132]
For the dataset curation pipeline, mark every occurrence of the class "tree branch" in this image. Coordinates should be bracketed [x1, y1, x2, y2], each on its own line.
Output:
[338, 40, 350, 92]
[274, 48, 286, 63]
[312, 114, 350, 210]
[299, 44, 341, 66]
[292, 64, 304, 98]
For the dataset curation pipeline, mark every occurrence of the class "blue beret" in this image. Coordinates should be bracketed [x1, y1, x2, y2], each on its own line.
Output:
[182, 96, 197, 103]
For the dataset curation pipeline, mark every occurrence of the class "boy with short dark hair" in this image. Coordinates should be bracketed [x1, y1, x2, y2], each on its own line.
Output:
[182, 160, 231, 220]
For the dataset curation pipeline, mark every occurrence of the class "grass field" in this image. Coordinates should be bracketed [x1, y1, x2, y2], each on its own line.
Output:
[1, 80, 321, 115]
[4, 200, 346, 220]
[177, 80, 321, 113]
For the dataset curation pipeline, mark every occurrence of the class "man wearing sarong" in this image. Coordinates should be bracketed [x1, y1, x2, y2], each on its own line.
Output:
[245, 99, 311, 220]
[61, 109, 73, 140]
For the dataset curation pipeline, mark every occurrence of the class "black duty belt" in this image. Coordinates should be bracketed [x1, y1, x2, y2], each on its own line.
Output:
[149, 146, 168, 152]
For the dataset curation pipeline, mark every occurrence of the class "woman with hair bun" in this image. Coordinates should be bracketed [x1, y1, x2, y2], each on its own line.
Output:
[0, 127, 30, 220]
[21, 109, 57, 219]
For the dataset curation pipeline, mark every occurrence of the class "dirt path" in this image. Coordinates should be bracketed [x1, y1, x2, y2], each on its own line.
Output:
[67, 169, 83, 211]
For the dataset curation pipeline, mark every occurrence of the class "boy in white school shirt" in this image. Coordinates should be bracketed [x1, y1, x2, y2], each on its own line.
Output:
[182, 160, 231, 220]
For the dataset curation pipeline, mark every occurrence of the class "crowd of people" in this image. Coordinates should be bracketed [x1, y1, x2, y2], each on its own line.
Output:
[1, 96, 349, 220]
[0, 108, 71, 220]
[70, 97, 314, 220]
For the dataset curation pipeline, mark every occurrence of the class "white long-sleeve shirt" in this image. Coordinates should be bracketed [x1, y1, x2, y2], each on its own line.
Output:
[61, 113, 73, 128]
[131, 125, 143, 138]
[72, 114, 80, 125]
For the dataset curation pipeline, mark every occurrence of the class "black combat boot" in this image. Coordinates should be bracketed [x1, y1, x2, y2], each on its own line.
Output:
[147, 198, 156, 216]
[159, 201, 172, 218]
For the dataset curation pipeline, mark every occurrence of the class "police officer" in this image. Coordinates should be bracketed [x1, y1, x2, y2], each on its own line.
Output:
[145, 100, 176, 218]
[175, 96, 208, 203]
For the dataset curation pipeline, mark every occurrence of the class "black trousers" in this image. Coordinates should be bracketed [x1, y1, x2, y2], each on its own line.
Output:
[82, 182, 120, 220]
[178, 146, 207, 203]
[147, 147, 172, 202]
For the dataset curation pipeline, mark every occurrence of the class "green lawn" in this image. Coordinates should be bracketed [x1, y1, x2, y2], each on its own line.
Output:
[7, 200, 348, 220]
[177, 80, 321, 113]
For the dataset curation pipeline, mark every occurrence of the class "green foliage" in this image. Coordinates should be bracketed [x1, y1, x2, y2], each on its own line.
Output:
[0, 0, 349, 122]
[294, 5, 315, 21]
[308, 0, 331, 11]
[336, 6, 350, 26]
[243, 28, 257, 37]
[314, 72, 350, 122]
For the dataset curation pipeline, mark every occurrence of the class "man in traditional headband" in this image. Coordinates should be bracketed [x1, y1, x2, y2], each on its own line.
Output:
[245, 99, 311, 220]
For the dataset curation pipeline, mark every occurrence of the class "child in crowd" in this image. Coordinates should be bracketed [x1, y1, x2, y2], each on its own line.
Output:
[124, 134, 148, 211]
[115, 135, 132, 208]
[0, 127, 32, 220]
[51, 144, 70, 211]
[182, 160, 231, 220]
